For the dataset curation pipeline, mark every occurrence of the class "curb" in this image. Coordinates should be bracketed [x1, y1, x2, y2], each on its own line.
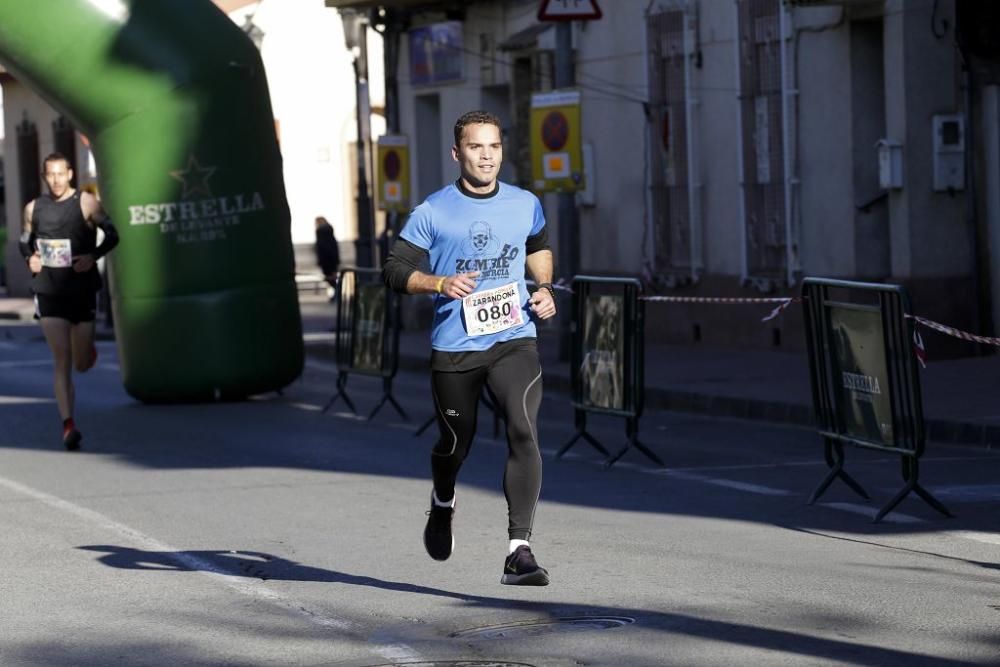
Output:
[0, 308, 36, 321]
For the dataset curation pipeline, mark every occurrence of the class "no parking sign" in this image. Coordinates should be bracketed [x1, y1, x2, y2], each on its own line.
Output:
[376, 135, 410, 212]
[530, 90, 584, 193]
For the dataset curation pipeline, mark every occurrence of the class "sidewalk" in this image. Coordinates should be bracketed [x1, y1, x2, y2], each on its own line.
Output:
[5, 293, 998, 448]
[377, 329, 1000, 449]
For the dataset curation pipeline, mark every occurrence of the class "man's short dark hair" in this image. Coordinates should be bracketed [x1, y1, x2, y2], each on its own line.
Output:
[454, 110, 502, 147]
[42, 152, 71, 172]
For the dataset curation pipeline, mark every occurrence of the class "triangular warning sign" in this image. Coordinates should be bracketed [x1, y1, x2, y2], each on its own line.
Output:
[538, 0, 602, 22]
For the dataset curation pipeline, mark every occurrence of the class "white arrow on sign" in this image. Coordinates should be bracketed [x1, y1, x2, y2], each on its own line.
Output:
[538, 0, 602, 21]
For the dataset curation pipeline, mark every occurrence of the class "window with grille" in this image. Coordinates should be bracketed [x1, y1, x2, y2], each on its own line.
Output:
[52, 116, 78, 188]
[647, 9, 693, 275]
[736, 0, 788, 282]
[16, 117, 39, 207]
[511, 51, 553, 190]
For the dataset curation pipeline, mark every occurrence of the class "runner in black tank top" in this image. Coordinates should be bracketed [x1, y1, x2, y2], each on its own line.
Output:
[20, 153, 119, 451]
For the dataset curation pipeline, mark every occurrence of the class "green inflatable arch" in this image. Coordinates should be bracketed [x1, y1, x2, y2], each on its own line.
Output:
[0, 0, 303, 401]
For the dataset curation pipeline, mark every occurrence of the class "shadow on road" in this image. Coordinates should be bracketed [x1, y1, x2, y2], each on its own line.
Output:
[2, 338, 1000, 547]
[68, 544, 987, 667]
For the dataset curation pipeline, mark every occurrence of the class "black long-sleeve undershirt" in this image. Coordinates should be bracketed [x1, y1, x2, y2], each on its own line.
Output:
[382, 227, 550, 295]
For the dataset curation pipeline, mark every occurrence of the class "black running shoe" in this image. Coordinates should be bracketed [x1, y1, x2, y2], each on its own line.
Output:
[423, 495, 454, 561]
[62, 427, 82, 452]
[500, 545, 550, 586]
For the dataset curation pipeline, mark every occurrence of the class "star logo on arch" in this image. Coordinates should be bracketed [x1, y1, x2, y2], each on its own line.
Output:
[170, 155, 217, 199]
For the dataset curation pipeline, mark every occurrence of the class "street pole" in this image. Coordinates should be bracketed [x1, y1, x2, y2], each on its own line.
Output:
[382, 15, 401, 266]
[555, 21, 579, 361]
[347, 11, 374, 268]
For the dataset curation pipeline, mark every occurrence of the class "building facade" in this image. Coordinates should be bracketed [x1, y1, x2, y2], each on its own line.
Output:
[4, 0, 991, 357]
[350, 0, 983, 354]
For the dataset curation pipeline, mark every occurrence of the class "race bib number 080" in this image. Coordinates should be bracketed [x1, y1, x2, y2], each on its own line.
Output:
[462, 282, 524, 337]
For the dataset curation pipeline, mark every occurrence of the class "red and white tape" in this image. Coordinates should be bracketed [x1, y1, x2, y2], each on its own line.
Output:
[907, 315, 1000, 347]
[638, 295, 798, 322]
[531, 281, 999, 367]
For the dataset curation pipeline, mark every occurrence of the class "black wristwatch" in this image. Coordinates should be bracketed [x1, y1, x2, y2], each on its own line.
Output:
[538, 282, 558, 301]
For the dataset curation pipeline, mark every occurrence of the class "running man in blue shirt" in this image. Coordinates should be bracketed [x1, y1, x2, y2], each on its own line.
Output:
[383, 110, 557, 585]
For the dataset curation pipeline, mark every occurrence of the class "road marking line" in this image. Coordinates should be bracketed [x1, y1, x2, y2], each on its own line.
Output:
[947, 530, 1000, 546]
[655, 470, 794, 496]
[657, 454, 1000, 474]
[303, 333, 337, 343]
[701, 479, 795, 496]
[0, 473, 421, 663]
[281, 399, 416, 432]
[289, 402, 323, 412]
[540, 450, 797, 497]
[819, 502, 925, 524]
[922, 484, 1000, 501]
[0, 360, 51, 368]
[0, 395, 54, 405]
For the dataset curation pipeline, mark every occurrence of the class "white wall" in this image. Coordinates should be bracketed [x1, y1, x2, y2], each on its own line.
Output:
[690, 0, 742, 276]
[573, 2, 649, 272]
[795, 7, 856, 277]
[229, 0, 384, 247]
[886, 0, 966, 278]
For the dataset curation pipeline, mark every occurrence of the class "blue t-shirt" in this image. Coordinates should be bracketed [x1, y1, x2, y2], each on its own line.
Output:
[400, 181, 547, 352]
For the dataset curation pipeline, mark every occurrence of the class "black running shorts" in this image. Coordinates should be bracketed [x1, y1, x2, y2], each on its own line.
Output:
[35, 292, 97, 324]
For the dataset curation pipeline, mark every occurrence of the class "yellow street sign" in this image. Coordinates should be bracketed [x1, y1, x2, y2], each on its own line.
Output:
[376, 135, 410, 212]
[530, 90, 584, 193]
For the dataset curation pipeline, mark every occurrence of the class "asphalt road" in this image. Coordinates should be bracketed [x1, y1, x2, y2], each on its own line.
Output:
[1, 322, 999, 666]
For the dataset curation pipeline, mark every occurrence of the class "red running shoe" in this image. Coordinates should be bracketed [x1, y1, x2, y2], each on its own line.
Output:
[62, 419, 82, 451]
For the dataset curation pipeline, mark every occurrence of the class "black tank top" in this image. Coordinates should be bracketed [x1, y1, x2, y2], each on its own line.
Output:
[31, 192, 101, 295]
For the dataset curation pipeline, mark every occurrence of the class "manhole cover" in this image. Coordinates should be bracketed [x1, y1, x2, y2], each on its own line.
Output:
[449, 616, 635, 641]
[363, 662, 536, 667]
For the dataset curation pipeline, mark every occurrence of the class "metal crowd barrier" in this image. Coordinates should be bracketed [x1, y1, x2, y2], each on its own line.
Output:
[557, 275, 662, 468]
[323, 267, 407, 421]
[802, 277, 951, 522]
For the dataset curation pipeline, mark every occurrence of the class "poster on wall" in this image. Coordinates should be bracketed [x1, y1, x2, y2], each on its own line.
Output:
[829, 305, 894, 446]
[409, 21, 463, 86]
[580, 294, 624, 410]
[352, 283, 386, 372]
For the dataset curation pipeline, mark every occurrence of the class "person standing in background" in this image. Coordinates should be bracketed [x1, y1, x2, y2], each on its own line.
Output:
[314, 216, 340, 300]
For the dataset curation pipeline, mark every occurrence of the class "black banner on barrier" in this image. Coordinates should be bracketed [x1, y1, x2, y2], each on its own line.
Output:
[323, 267, 407, 421]
[829, 305, 894, 447]
[802, 277, 951, 522]
[581, 294, 625, 411]
[352, 283, 387, 372]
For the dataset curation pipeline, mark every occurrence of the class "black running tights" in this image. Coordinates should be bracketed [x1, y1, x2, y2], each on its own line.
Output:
[431, 342, 543, 540]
